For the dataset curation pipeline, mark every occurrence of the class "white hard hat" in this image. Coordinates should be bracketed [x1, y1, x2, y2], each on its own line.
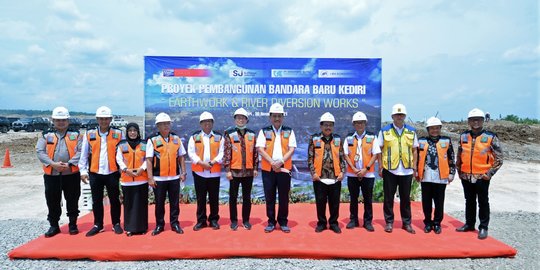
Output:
[320, 112, 335, 123]
[234, 108, 249, 119]
[52, 106, 70, 119]
[391, 104, 407, 115]
[199, 111, 214, 122]
[95, 106, 112, 118]
[155, 112, 172, 124]
[426, 117, 442, 128]
[269, 103, 285, 114]
[352, 111, 367, 122]
[468, 108, 485, 119]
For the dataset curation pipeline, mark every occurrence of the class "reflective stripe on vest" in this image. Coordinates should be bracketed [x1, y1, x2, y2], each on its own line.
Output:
[345, 134, 376, 174]
[191, 132, 222, 173]
[417, 138, 450, 180]
[151, 134, 181, 176]
[229, 131, 255, 170]
[460, 133, 494, 174]
[43, 131, 80, 174]
[119, 142, 148, 182]
[87, 129, 122, 173]
[260, 128, 292, 172]
[313, 135, 342, 177]
[381, 125, 415, 170]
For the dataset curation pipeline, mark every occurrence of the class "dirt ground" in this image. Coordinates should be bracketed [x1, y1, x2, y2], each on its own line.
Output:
[0, 119, 538, 223]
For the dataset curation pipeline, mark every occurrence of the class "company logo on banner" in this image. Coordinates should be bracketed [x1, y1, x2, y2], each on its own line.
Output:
[144, 56, 381, 191]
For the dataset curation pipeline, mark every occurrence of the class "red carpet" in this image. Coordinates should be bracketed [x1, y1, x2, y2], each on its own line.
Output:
[9, 202, 516, 261]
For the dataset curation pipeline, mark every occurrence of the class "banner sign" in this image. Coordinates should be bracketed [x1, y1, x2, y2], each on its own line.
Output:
[144, 56, 382, 189]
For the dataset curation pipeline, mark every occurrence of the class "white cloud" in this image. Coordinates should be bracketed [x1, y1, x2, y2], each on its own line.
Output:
[0, 20, 37, 40]
[51, 0, 83, 20]
[28, 44, 46, 54]
[503, 44, 540, 63]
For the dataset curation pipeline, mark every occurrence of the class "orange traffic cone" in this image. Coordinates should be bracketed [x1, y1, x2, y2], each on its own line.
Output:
[2, 148, 13, 168]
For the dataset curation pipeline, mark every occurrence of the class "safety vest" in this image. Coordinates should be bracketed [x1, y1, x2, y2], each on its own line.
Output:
[226, 128, 256, 170]
[43, 130, 80, 175]
[380, 124, 416, 170]
[417, 137, 451, 180]
[118, 141, 148, 182]
[345, 132, 376, 174]
[260, 126, 293, 172]
[312, 134, 342, 177]
[191, 131, 222, 173]
[87, 128, 122, 173]
[459, 131, 495, 174]
[150, 133, 182, 176]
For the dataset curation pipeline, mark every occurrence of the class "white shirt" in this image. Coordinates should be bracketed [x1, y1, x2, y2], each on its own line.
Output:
[79, 128, 125, 176]
[187, 131, 224, 178]
[146, 135, 187, 181]
[343, 131, 381, 178]
[255, 126, 297, 161]
[377, 124, 419, 176]
[116, 144, 148, 186]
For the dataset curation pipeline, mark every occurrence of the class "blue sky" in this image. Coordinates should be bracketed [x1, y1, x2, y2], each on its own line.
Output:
[0, 0, 538, 121]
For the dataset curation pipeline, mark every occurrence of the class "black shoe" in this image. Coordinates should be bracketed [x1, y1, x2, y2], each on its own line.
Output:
[193, 222, 208, 231]
[363, 223, 375, 232]
[424, 224, 433, 233]
[44, 226, 60, 238]
[346, 220, 359, 229]
[330, 224, 342, 234]
[456, 224, 475, 232]
[86, 225, 104, 237]
[243, 221, 252, 230]
[402, 224, 416, 234]
[151, 226, 164, 236]
[68, 224, 79, 235]
[264, 224, 275, 233]
[230, 221, 238, 231]
[433, 225, 442, 234]
[280, 225, 291, 233]
[126, 232, 133, 237]
[315, 225, 326, 233]
[172, 224, 184, 234]
[384, 223, 393, 233]
[210, 220, 220, 230]
[478, 228, 488, 240]
[113, 223, 123, 234]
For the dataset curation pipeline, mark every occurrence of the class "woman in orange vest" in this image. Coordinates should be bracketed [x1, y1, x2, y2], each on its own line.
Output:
[116, 123, 148, 236]
[223, 108, 259, 230]
[416, 117, 455, 234]
[307, 112, 346, 234]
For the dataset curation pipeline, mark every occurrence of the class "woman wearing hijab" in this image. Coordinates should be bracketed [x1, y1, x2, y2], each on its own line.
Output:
[116, 123, 149, 236]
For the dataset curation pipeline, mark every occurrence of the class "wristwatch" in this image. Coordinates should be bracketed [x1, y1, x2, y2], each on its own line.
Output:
[366, 166, 371, 171]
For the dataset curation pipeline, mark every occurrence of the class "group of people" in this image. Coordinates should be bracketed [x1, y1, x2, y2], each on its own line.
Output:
[36, 102, 502, 240]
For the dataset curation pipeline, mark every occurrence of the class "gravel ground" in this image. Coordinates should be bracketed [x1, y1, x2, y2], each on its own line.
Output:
[2, 211, 539, 270]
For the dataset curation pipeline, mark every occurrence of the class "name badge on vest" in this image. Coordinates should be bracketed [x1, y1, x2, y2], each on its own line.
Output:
[173, 137, 179, 145]
[334, 138, 340, 147]
[365, 136, 373, 143]
[265, 131, 273, 141]
[195, 134, 202, 143]
[89, 132, 96, 141]
[283, 130, 290, 139]
[314, 140, 321, 148]
[347, 137, 353, 146]
[155, 139, 163, 148]
[481, 135, 488, 143]
[214, 135, 221, 142]
[46, 135, 55, 144]
[419, 142, 425, 149]
[232, 134, 240, 143]
[121, 144, 129, 153]
[141, 144, 146, 151]
[440, 142, 447, 148]
[69, 133, 76, 141]
[247, 133, 253, 141]
[112, 132, 119, 139]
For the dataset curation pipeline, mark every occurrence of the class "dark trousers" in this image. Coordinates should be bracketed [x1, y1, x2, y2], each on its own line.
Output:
[461, 179, 490, 230]
[347, 176, 374, 225]
[382, 169, 412, 225]
[44, 172, 81, 227]
[122, 183, 149, 233]
[313, 180, 341, 227]
[421, 182, 447, 226]
[193, 173, 220, 223]
[262, 171, 291, 226]
[89, 172, 121, 226]
[229, 176, 253, 223]
[154, 179, 180, 227]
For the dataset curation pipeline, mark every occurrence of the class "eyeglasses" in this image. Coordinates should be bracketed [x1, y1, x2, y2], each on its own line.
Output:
[321, 123, 334, 127]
